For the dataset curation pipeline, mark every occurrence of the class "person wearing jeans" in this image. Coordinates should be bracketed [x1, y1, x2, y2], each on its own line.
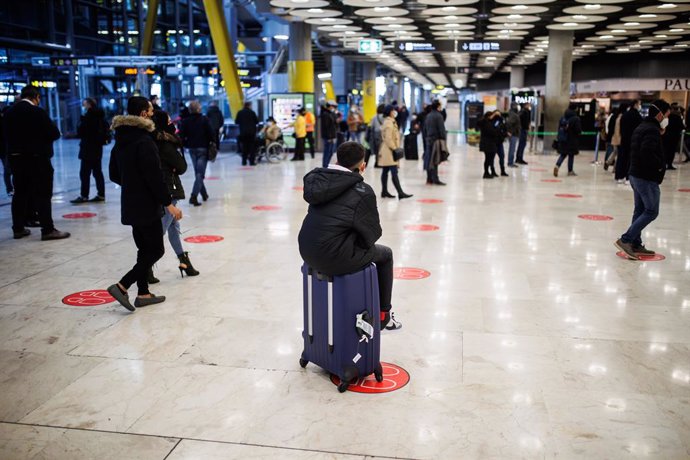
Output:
[615, 99, 670, 260]
[71, 98, 108, 204]
[515, 103, 531, 165]
[188, 147, 209, 205]
[179, 100, 214, 206]
[505, 104, 521, 167]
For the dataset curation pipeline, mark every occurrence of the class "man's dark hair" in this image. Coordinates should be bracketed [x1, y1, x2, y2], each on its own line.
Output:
[150, 94, 159, 102]
[244, 101, 252, 109]
[20, 85, 40, 101]
[336, 141, 365, 169]
[127, 96, 151, 116]
[649, 99, 670, 118]
[151, 109, 169, 131]
[568, 103, 577, 111]
[84, 97, 97, 110]
[431, 100, 442, 110]
[376, 103, 385, 114]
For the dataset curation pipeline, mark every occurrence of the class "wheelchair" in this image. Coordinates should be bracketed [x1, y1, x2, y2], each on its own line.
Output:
[257, 134, 288, 163]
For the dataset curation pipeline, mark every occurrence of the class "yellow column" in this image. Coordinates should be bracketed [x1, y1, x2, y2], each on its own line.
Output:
[202, 0, 243, 116]
[362, 62, 377, 123]
[141, 0, 159, 55]
[323, 80, 336, 102]
[288, 61, 314, 93]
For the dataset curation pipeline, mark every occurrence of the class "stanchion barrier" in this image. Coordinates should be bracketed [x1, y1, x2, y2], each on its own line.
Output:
[592, 132, 601, 164]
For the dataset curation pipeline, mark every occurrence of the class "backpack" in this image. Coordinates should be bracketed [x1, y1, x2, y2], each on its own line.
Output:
[557, 116, 570, 144]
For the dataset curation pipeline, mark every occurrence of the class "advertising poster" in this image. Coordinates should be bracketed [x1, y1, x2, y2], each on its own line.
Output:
[268, 93, 304, 148]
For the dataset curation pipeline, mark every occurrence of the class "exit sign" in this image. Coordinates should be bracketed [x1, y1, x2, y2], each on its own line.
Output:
[358, 39, 383, 54]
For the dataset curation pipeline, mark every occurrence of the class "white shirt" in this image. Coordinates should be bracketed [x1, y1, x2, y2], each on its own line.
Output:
[328, 164, 353, 173]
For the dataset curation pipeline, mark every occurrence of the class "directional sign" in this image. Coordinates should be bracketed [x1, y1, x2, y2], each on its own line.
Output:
[358, 39, 383, 54]
[50, 56, 95, 67]
[459, 41, 521, 52]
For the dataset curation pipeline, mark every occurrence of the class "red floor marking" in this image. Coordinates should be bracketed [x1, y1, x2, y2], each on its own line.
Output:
[293, 186, 304, 191]
[530, 168, 547, 172]
[616, 251, 666, 262]
[417, 199, 444, 204]
[62, 290, 114, 307]
[679, 188, 690, 192]
[206, 176, 220, 180]
[555, 193, 583, 198]
[63, 212, 97, 219]
[394, 267, 431, 280]
[404, 224, 439, 231]
[541, 179, 562, 183]
[252, 205, 282, 211]
[239, 166, 254, 171]
[184, 235, 224, 243]
[578, 214, 613, 221]
[331, 363, 410, 393]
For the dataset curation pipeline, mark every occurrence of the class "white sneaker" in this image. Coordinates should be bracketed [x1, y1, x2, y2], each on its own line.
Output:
[616, 179, 625, 184]
[624, 179, 630, 185]
[383, 312, 402, 331]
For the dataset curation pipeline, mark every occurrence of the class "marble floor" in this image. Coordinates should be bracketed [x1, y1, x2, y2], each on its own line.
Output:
[0, 137, 689, 460]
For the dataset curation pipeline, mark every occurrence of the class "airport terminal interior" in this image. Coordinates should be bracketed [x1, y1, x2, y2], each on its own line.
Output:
[1, 0, 690, 459]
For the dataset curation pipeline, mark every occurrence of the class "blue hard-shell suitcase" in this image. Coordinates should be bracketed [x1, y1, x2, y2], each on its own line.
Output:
[299, 263, 383, 392]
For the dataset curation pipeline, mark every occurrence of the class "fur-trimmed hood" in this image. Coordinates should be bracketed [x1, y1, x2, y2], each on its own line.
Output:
[111, 115, 155, 132]
[155, 129, 183, 147]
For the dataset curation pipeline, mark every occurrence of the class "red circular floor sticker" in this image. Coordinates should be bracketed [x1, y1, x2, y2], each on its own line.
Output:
[679, 188, 690, 192]
[394, 267, 431, 280]
[530, 168, 547, 172]
[578, 214, 613, 221]
[239, 166, 254, 171]
[616, 251, 666, 262]
[293, 186, 304, 191]
[555, 193, 583, 198]
[184, 235, 224, 243]
[62, 290, 114, 307]
[330, 363, 410, 393]
[206, 176, 220, 180]
[404, 224, 439, 231]
[252, 205, 282, 211]
[542, 179, 562, 183]
[417, 199, 444, 204]
[63, 212, 97, 219]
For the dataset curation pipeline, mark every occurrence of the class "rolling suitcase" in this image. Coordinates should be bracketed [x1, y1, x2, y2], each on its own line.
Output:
[404, 133, 419, 160]
[299, 263, 383, 393]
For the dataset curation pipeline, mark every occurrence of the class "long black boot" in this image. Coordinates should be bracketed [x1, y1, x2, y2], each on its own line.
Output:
[381, 170, 394, 198]
[148, 267, 160, 284]
[391, 174, 413, 200]
[432, 169, 446, 185]
[177, 252, 200, 277]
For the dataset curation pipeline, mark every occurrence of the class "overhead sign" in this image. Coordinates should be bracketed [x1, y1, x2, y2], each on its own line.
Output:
[395, 40, 521, 53]
[31, 57, 51, 67]
[50, 56, 95, 67]
[459, 41, 521, 52]
[358, 39, 383, 54]
[237, 67, 261, 78]
[124, 68, 156, 75]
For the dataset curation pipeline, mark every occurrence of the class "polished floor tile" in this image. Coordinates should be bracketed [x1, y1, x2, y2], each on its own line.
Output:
[1, 138, 689, 458]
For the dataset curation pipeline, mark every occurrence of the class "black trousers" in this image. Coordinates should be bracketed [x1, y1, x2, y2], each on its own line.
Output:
[239, 135, 256, 165]
[79, 155, 105, 198]
[120, 221, 165, 296]
[483, 151, 496, 174]
[0, 155, 12, 193]
[306, 131, 315, 157]
[615, 145, 630, 180]
[294, 137, 306, 159]
[9, 155, 54, 233]
[371, 244, 393, 312]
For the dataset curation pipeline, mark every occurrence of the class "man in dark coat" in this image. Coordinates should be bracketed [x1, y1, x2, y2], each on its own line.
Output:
[71, 98, 109, 204]
[616, 99, 643, 182]
[662, 104, 685, 170]
[505, 103, 521, 168]
[107, 96, 182, 312]
[515, 103, 531, 165]
[234, 101, 259, 166]
[206, 101, 224, 147]
[298, 142, 402, 330]
[179, 100, 214, 205]
[423, 100, 447, 185]
[3, 85, 70, 240]
[553, 105, 583, 177]
[320, 103, 337, 168]
[615, 99, 670, 260]
[0, 104, 12, 196]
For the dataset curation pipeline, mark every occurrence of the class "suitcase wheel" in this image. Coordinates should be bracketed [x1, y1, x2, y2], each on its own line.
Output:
[337, 382, 349, 393]
[299, 358, 308, 368]
[375, 363, 384, 383]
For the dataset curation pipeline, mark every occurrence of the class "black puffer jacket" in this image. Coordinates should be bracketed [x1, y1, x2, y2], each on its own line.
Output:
[109, 115, 172, 226]
[629, 117, 666, 184]
[298, 168, 382, 276]
[78, 108, 109, 159]
[478, 117, 500, 154]
[179, 113, 214, 149]
[155, 130, 187, 200]
[620, 108, 643, 149]
[558, 109, 582, 155]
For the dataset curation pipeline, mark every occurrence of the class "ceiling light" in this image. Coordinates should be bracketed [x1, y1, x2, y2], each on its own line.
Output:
[382, 16, 396, 21]
[444, 15, 458, 20]
[504, 22, 518, 27]
[657, 34, 668, 38]
[486, 57, 497, 60]
[507, 14, 522, 19]
[345, 31, 355, 35]
[292, 0, 309, 3]
[317, 72, 332, 79]
[640, 14, 657, 18]
[307, 8, 323, 13]
[274, 34, 289, 40]
[388, 24, 402, 28]
[564, 22, 579, 27]
[322, 18, 336, 22]
[618, 47, 630, 51]
[659, 4, 678, 9]
[584, 4, 601, 9]
[625, 22, 640, 26]
[611, 29, 626, 33]
[600, 35, 613, 39]
[441, 6, 456, 12]
[639, 39, 652, 43]
[333, 25, 347, 29]
[374, 7, 389, 12]
[511, 5, 528, 10]
[675, 43, 689, 47]
[573, 15, 587, 20]
[670, 28, 684, 32]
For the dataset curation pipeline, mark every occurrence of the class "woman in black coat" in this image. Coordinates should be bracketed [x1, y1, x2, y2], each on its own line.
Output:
[71, 98, 109, 203]
[151, 110, 199, 279]
[553, 106, 582, 177]
[478, 111, 501, 179]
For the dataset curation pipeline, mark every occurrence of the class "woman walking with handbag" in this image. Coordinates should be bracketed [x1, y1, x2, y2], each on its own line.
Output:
[378, 105, 412, 200]
[150, 110, 200, 282]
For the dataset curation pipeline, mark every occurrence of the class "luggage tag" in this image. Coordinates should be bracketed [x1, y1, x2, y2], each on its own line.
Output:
[353, 311, 374, 363]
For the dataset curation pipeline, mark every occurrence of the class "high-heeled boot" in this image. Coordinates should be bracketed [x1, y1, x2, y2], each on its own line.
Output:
[391, 175, 413, 200]
[381, 173, 395, 198]
[147, 267, 160, 284]
[177, 252, 200, 277]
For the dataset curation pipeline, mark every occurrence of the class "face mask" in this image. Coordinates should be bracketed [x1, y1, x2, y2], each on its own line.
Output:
[391, 111, 398, 118]
[660, 118, 669, 129]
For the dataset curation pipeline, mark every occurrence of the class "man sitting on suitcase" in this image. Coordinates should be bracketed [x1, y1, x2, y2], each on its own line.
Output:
[298, 142, 402, 330]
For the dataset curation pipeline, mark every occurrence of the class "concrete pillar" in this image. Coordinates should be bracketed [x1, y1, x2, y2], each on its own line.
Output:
[545, 30, 574, 152]
[331, 55, 346, 97]
[362, 61, 376, 123]
[510, 66, 525, 90]
[396, 79, 403, 105]
[288, 22, 313, 93]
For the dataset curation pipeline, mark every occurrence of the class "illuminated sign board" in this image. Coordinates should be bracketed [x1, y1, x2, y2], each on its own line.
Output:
[124, 68, 156, 75]
[395, 40, 521, 53]
[50, 57, 95, 67]
[358, 39, 383, 54]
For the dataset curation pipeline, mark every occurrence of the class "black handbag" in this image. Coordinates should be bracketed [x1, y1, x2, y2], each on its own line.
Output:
[393, 148, 404, 161]
[208, 142, 218, 162]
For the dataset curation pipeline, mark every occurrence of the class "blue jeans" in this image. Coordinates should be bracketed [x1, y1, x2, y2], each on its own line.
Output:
[516, 129, 527, 162]
[604, 143, 614, 163]
[507, 134, 519, 166]
[322, 139, 336, 168]
[556, 152, 574, 172]
[621, 176, 660, 246]
[162, 199, 184, 256]
[188, 148, 208, 199]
